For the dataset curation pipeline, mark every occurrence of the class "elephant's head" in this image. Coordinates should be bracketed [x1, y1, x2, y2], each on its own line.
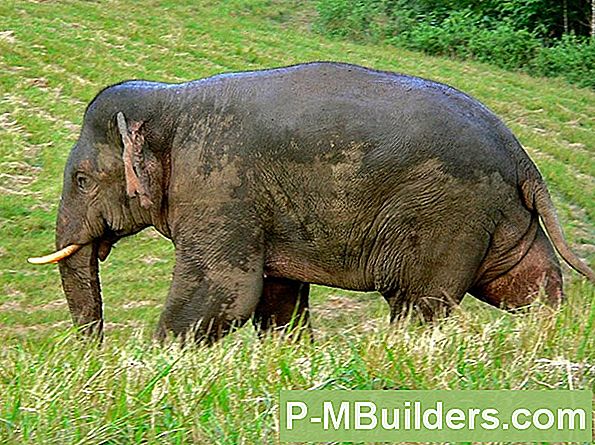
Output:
[29, 84, 173, 338]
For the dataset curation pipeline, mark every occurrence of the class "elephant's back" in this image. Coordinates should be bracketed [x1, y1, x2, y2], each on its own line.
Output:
[211, 62, 521, 188]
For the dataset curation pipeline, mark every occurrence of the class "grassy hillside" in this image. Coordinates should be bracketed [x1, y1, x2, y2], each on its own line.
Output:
[0, 0, 593, 443]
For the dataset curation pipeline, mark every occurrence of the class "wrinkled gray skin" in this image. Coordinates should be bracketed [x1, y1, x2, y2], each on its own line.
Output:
[55, 62, 594, 342]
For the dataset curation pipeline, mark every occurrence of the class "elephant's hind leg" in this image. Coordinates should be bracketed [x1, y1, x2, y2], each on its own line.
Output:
[380, 228, 490, 323]
[253, 277, 311, 338]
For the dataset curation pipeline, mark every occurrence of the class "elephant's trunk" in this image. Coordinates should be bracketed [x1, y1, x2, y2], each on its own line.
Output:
[57, 241, 104, 339]
[28, 199, 116, 339]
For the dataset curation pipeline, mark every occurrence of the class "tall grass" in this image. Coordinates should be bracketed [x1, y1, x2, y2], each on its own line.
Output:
[2, 283, 593, 443]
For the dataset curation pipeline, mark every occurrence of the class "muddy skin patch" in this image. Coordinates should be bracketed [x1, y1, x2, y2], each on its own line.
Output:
[472, 225, 563, 309]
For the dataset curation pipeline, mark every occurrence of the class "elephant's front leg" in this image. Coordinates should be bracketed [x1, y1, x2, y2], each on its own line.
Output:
[156, 228, 264, 344]
[253, 277, 311, 338]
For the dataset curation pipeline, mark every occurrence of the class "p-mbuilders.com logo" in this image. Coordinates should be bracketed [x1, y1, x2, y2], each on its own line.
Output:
[279, 390, 592, 442]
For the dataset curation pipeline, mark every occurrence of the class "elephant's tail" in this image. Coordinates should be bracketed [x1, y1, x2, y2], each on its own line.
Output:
[521, 175, 595, 283]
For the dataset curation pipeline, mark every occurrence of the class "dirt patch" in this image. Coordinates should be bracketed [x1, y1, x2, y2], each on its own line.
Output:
[316, 294, 365, 318]
[0, 320, 68, 336]
[359, 318, 384, 333]
[105, 321, 144, 331]
[120, 300, 157, 309]
[3, 93, 79, 134]
[37, 299, 66, 310]
[140, 227, 167, 240]
[0, 30, 16, 44]
[28, 77, 50, 90]
[0, 110, 30, 137]
[0, 169, 41, 196]
[2, 285, 25, 300]
[0, 319, 143, 336]
[0, 298, 66, 312]
[0, 301, 23, 311]
[0, 96, 55, 196]
[140, 255, 165, 265]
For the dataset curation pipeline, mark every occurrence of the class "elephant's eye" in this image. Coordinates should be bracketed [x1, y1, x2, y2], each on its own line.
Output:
[75, 173, 92, 192]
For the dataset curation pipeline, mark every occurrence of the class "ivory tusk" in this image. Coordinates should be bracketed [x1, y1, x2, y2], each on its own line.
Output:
[28, 244, 82, 265]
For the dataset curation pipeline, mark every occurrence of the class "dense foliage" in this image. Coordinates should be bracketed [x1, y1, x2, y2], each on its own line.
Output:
[315, 0, 595, 88]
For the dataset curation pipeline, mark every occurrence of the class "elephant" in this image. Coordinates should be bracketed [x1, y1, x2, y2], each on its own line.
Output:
[29, 62, 594, 343]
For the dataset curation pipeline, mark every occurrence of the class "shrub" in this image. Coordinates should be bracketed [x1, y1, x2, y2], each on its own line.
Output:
[394, 11, 540, 70]
[530, 35, 595, 88]
[315, 0, 385, 40]
[314, 0, 594, 89]
[468, 23, 540, 70]
[395, 9, 479, 58]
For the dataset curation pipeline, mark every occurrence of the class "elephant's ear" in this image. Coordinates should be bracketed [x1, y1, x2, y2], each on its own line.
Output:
[116, 112, 153, 209]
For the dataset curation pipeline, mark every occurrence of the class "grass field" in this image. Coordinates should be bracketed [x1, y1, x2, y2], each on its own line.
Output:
[0, 0, 594, 443]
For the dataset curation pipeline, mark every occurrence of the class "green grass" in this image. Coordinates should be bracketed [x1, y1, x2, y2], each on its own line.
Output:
[0, 0, 593, 443]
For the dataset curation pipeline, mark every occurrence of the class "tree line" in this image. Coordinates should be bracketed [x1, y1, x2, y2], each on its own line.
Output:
[315, 0, 595, 88]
